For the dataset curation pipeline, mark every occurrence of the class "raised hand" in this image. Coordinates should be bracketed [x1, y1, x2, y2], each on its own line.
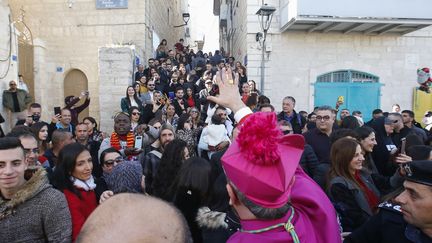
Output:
[207, 67, 245, 113]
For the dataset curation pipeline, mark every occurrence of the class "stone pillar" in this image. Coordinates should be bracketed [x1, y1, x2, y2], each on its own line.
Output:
[33, 38, 49, 120]
[0, 2, 19, 133]
[98, 45, 134, 134]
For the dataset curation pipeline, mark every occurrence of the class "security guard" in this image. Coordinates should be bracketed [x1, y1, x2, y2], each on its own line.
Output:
[345, 160, 432, 243]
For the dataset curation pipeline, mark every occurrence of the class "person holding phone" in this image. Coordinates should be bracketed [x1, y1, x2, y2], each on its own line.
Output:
[64, 90, 90, 126]
[48, 108, 75, 141]
[98, 112, 142, 162]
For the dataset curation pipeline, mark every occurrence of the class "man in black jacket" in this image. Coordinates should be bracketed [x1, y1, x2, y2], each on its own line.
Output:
[277, 96, 306, 134]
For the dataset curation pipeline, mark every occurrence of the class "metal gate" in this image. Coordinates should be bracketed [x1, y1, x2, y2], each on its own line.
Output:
[314, 70, 382, 122]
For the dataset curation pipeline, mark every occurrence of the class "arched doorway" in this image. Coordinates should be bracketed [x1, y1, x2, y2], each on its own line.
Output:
[64, 69, 89, 122]
[314, 70, 382, 122]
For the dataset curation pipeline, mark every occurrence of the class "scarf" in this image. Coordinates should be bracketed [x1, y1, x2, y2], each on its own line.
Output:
[110, 132, 134, 150]
[354, 171, 379, 212]
[71, 176, 96, 191]
[187, 96, 195, 108]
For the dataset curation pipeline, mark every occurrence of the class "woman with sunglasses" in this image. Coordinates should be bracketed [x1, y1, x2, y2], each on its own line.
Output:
[188, 107, 204, 129]
[128, 106, 142, 132]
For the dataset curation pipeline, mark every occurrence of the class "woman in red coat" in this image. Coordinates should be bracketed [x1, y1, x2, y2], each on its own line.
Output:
[52, 143, 98, 241]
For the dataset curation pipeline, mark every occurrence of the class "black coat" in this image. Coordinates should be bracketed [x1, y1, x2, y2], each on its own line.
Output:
[142, 149, 162, 194]
[277, 110, 306, 134]
[345, 202, 432, 243]
[196, 207, 240, 243]
[367, 117, 398, 176]
[173, 187, 203, 243]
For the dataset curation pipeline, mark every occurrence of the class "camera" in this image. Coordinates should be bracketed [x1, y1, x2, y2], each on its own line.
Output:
[31, 114, 40, 122]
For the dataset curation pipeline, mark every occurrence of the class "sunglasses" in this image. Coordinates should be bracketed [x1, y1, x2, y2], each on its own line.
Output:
[132, 112, 140, 116]
[9, 83, 16, 86]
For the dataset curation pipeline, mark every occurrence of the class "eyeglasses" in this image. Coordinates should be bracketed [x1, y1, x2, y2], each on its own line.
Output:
[147, 84, 155, 86]
[104, 157, 124, 166]
[24, 148, 39, 155]
[316, 115, 331, 121]
[132, 112, 140, 116]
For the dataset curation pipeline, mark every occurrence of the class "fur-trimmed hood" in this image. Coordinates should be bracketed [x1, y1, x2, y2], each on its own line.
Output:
[196, 207, 228, 229]
[0, 168, 50, 219]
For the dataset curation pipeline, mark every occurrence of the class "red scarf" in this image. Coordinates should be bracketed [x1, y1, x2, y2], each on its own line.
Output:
[110, 132, 134, 150]
[354, 171, 379, 212]
[187, 96, 195, 108]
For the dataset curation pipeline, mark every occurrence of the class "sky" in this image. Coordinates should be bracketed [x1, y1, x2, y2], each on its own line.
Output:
[188, 0, 219, 53]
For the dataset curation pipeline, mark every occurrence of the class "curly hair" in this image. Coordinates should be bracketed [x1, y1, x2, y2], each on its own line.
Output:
[152, 139, 188, 201]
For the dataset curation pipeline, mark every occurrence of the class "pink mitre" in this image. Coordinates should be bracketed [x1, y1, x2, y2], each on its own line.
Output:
[222, 112, 305, 208]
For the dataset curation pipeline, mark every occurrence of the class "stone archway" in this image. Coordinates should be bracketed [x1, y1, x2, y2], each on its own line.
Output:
[63, 69, 89, 122]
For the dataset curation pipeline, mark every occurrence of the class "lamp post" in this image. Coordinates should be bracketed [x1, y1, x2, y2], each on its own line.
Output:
[174, 13, 190, 28]
[256, 4, 276, 94]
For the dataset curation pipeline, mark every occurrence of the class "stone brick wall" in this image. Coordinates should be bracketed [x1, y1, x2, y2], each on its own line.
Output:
[7, 0, 185, 129]
[242, 0, 432, 113]
[0, 2, 19, 132]
[98, 46, 134, 133]
[147, 0, 186, 59]
[229, 0, 247, 62]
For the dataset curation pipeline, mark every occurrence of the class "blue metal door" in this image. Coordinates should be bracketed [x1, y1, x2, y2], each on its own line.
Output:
[314, 70, 382, 122]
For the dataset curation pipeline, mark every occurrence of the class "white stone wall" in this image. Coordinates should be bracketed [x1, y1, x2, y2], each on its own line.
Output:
[146, 0, 187, 59]
[98, 46, 134, 134]
[7, 0, 186, 129]
[242, 0, 432, 113]
[229, 0, 247, 62]
[0, 1, 19, 132]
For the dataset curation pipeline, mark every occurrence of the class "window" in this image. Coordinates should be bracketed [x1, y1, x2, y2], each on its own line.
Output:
[317, 70, 379, 83]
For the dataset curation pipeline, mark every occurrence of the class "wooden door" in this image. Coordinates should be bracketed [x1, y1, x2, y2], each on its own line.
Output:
[63, 69, 89, 122]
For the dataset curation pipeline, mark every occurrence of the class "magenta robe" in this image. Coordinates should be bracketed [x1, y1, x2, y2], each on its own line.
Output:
[228, 166, 341, 243]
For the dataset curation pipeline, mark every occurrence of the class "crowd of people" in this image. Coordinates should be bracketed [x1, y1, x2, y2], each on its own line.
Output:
[1, 38, 432, 243]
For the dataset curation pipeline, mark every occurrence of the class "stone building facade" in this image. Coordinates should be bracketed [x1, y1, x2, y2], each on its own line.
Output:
[215, 0, 432, 121]
[0, 0, 188, 132]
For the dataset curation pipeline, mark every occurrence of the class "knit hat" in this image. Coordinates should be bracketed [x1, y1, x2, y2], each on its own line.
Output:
[106, 161, 143, 194]
[221, 112, 305, 208]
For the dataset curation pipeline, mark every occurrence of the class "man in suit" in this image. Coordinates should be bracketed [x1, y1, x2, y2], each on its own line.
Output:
[140, 80, 157, 106]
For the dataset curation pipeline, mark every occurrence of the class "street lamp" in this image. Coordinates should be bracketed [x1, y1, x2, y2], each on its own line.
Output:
[174, 13, 190, 28]
[256, 4, 276, 94]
